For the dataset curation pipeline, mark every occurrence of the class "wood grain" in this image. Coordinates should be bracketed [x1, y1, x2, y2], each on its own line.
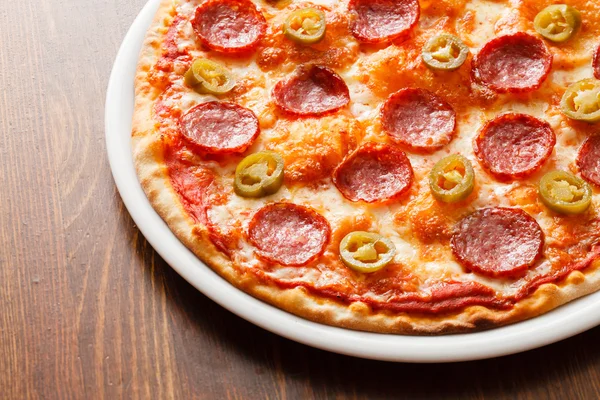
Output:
[2, 1, 600, 398]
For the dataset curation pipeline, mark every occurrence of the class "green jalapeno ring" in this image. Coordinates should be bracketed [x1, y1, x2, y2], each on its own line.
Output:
[534, 4, 581, 43]
[339, 231, 396, 273]
[539, 170, 592, 215]
[284, 8, 326, 45]
[422, 34, 469, 71]
[429, 154, 475, 203]
[184, 58, 236, 95]
[560, 79, 600, 123]
[234, 151, 285, 198]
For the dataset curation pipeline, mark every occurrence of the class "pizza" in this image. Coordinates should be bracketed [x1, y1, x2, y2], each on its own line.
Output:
[132, 0, 600, 334]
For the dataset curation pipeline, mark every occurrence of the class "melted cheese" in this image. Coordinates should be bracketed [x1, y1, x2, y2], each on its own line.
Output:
[462, 0, 511, 48]
[161, 0, 600, 301]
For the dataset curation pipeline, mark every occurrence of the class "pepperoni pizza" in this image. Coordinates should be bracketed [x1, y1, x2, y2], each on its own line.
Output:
[132, 0, 600, 333]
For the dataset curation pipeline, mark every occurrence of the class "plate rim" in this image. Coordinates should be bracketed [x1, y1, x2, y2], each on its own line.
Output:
[105, 0, 600, 363]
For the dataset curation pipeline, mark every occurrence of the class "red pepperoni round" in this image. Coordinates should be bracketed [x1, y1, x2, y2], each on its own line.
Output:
[577, 136, 600, 187]
[272, 65, 350, 116]
[593, 44, 600, 80]
[348, 0, 420, 43]
[451, 207, 544, 278]
[192, 0, 266, 54]
[472, 33, 552, 93]
[474, 113, 555, 180]
[248, 203, 331, 266]
[179, 102, 259, 154]
[381, 88, 456, 152]
[333, 142, 414, 203]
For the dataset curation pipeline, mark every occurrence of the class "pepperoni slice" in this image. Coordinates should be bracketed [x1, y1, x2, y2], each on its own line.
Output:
[594, 44, 600, 80]
[474, 113, 555, 180]
[191, 0, 266, 54]
[577, 136, 600, 187]
[472, 33, 552, 93]
[272, 65, 350, 116]
[348, 0, 420, 43]
[248, 203, 331, 266]
[381, 88, 456, 152]
[179, 102, 260, 154]
[451, 208, 544, 278]
[333, 142, 414, 203]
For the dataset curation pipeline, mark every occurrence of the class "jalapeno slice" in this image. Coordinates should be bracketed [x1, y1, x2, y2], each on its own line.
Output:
[429, 155, 475, 203]
[422, 34, 469, 71]
[534, 4, 581, 43]
[284, 8, 326, 44]
[184, 58, 235, 95]
[560, 79, 600, 123]
[340, 231, 396, 273]
[539, 170, 592, 214]
[234, 151, 285, 198]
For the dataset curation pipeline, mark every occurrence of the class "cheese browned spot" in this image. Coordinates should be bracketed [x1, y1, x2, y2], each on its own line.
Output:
[264, 115, 364, 184]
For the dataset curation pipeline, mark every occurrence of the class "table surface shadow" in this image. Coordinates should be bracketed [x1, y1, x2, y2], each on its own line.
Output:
[2, 0, 600, 399]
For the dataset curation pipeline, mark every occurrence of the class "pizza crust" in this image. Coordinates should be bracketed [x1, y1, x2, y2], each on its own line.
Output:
[131, 0, 600, 334]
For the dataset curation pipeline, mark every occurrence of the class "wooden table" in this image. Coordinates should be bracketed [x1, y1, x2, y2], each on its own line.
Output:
[3, 1, 600, 398]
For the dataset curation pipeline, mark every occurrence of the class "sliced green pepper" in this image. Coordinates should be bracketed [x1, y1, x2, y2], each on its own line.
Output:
[539, 170, 592, 214]
[422, 34, 469, 71]
[184, 58, 235, 95]
[339, 231, 396, 273]
[234, 151, 285, 198]
[429, 155, 475, 203]
[561, 79, 600, 123]
[284, 8, 326, 44]
[534, 4, 581, 43]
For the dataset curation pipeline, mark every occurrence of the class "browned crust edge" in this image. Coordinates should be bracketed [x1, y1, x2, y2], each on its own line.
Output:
[131, 0, 600, 335]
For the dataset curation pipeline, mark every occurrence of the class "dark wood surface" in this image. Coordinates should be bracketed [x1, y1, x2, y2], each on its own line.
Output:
[2, 1, 600, 398]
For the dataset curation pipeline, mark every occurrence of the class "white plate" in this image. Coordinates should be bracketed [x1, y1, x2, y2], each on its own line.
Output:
[105, 0, 600, 362]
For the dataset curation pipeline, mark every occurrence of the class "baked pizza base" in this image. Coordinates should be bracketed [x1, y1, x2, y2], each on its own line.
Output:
[132, 0, 600, 334]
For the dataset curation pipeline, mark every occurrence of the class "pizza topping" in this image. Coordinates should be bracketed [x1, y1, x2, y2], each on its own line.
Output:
[474, 113, 555, 180]
[333, 142, 414, 203]
[381, 88, 456, 152]
[539, 170, 592, 215]
[560, 79, 600, 123]
[191, 0, 267, 54]
[272, 65, 350, 116]
[429, 155, 475, 203]
[534, 4, 581, 43]
[184, 58, 235, 95]
[180, 102, 260, 154]
[284, 8, 327, 45]
[164, 142, 215, 225]
[248, 203, 331, 266]
[234, 151, 285, 198]
[472, 33, 552, 93]
[594, 45, 600, 80]
[577, 136, 600, 187]
[339, 231, 396, 273]
[422, 34, 469, 71]
[348, 0, 420, 43]
[451, 207, 544, 277]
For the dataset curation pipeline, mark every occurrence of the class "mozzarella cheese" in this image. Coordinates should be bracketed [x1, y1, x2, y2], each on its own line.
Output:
[164, 0, 600, 298]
